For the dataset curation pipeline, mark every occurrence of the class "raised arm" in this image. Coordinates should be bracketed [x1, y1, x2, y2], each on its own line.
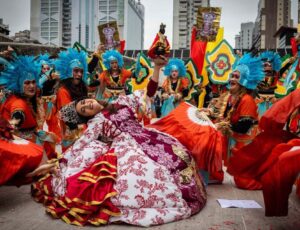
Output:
[147, 56, 168, 97]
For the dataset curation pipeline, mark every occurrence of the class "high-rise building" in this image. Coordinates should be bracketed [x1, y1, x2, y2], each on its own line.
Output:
[173, 0, 210, 49]
[62, 0, 72, 47]
[30, 0, 62, 46]
[298, 0, 300, 24]
[0, 18, 12, 42]
[239, 22, 254, 49]
[70, 0, 96, 50]
[253, 0, 292, 49]
[235, 34, 241, 49]
[30, 0, 144, 50]
[290, 0, 298, 27]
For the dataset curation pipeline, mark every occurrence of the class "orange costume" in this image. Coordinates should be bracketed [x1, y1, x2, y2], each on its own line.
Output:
[1, 95, 38, 133]
[0, 133, 43, 186]
[216, 53, 265, 190]
[0, 55, 57, 184]
[161, 77, 189, 97]
[221, 93, 262, 190]
[0, 94, 57, 158]
[96, 69, 132, 101]
[54, 48, 89, 152]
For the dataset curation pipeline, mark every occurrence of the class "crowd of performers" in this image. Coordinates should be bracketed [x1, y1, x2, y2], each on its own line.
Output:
[0, 32, 300, 226]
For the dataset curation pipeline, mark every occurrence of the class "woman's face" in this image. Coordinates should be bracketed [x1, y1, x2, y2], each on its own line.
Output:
[170, 70, 179, 79]
[41, 64, 50, 74]
[229, 71, 241, 94]
[72, 68, 83, 85]
[75, 98, 103, 117]
[23, 79, 37, 98]
[110, 60, 119, 71]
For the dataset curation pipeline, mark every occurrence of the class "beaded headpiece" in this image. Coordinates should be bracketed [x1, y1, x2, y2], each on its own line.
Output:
[59, 101, 83, 125]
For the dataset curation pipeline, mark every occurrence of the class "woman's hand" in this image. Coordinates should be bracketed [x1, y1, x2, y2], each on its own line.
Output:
[26, 163, 58, 177]
[50, 72, 60, 80]
[152, 55, 168, 83]
[153, 55, 168, 69]
[161, 93, 169, 100]
[215, 121, 232, 136]
[94, 44, 105, 56]
[174, 93, 182, 101]
[198, 107, 212, 116]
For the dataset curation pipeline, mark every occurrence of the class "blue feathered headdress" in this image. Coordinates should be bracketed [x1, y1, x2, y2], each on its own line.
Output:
[164, 58, 186, 77]
[55, 48, 88, 81]
[35, 53, 53, 73]
[1, 55, 39, 93]
[0, 57, 11, 85]
[260, 51, 282, 72]
[233, 53, 264, 90]
[103, 50, 124, 69]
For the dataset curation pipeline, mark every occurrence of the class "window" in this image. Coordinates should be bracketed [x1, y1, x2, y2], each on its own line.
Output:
[50, 32, 58, 36]
[41, 32, 49, 36]
[50, 22, 58, 26]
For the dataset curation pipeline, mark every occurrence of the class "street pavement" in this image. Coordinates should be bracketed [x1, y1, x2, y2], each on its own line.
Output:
[0, 172, 299, 230]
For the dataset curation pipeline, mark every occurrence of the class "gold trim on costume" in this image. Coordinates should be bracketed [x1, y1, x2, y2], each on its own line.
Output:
[102, 208, 122, 217]
[92, 161, 117, 169]
[72, 191, 118, 206]
[78, 175, 116, 183]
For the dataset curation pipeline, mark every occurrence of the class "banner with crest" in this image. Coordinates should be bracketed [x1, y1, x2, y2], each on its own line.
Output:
[98, 21, 120, 51]
[196, 7, 222, 42]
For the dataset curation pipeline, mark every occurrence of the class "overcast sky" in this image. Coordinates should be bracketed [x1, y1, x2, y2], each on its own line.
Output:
[0, 0, 265, 48]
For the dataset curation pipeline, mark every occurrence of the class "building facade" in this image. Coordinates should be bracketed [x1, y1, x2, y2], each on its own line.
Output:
[0, 18, 12, 42]
[173, 0, 210, 49]
[235, 34, 241, 49]
[30, 0, 62, 46]
[253, 0, 292, 49]
[240, 22, 254, 49]
[13, 30, 31, 42]
[30, 0, 144, 50]
[274, 26, 297, 48]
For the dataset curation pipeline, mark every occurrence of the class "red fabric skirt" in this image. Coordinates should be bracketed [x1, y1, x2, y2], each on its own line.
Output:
[260, 139, 300, 216]
[32, 151, 121, 226]
[0, 138, 43, 185]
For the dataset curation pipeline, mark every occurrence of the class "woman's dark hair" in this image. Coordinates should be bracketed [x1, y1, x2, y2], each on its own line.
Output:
[60, 78, 88, 101]
[66, 98, 119, 130]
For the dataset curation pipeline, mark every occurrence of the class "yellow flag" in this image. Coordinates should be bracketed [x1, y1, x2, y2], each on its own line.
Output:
[202, 27, 224, 86]
[197, 27, 224, 108]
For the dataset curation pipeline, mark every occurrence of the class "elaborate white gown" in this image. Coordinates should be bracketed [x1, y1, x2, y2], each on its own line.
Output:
[32, 91, 207, 227]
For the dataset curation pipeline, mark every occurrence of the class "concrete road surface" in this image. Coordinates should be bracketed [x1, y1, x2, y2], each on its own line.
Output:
[0, 172, 299, 230]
